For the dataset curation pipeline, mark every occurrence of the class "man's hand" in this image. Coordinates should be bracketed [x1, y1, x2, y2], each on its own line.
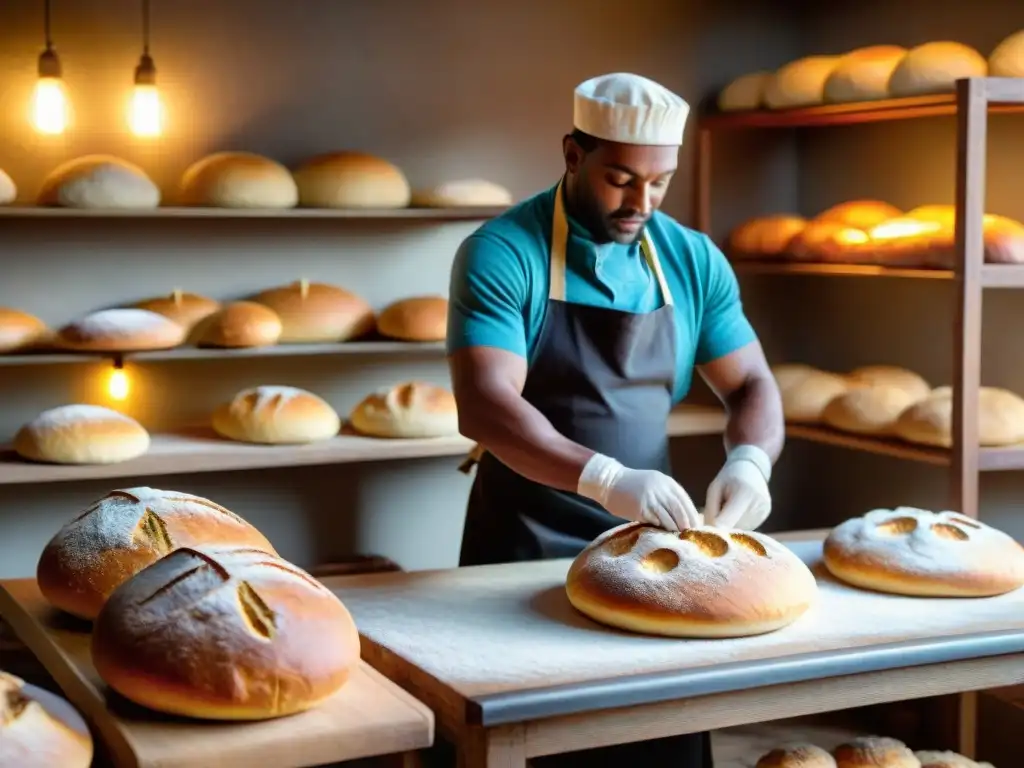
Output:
[577, 453, 702, 531]
[703, 445, 772, 530]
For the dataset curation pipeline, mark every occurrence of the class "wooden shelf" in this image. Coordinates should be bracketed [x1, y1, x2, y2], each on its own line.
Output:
[731, 261, 953, 280]
[0, 205, 508, 221]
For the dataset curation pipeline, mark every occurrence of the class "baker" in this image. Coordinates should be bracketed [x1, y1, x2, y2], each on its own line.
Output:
[447, 72, 784, 765]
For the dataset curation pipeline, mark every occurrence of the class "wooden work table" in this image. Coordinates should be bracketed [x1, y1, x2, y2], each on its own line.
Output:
[325, 530, 1024, 767]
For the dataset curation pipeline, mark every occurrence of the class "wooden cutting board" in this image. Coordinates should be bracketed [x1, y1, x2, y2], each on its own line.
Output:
[0, 578, 434, 768]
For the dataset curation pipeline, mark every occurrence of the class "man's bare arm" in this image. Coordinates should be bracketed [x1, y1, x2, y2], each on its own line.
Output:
[449, 345, 596, 492]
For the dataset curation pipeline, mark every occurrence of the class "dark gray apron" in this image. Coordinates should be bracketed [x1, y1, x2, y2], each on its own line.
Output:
[457, 178, 712, 766]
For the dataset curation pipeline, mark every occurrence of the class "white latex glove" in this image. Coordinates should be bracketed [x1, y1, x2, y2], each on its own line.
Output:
[704, 444, 773, 530]
[577, 453, 702, 532]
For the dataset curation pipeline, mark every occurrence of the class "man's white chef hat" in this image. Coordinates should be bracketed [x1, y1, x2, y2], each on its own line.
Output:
[573, 72, 689, 146]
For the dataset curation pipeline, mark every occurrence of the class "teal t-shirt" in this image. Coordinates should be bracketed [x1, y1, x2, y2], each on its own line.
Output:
[446, 180, 757, 403]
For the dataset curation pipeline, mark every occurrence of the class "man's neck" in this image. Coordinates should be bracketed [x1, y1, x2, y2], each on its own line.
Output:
[561, 175, 610, 245]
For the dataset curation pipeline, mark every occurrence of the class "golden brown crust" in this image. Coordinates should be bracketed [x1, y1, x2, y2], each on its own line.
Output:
[717, 71, 773, 111]
[250, 280, 375, 343]
[823, 46, 908, 103]
[779, 369, 850, 423]
[0, 308, 48, 353]
[178, 152, 298, 208]
[293, 151, 410, 209]
[376, 296, 448, 342]
[37, 487, 277, 620]
[13, 404, 151, 465]
[815, 200, 904, 231]
[756, 743, 837, 768]
[764, 56, 842, 109]
[833, 736, 920, 768]
[134, 291, 222, 331]
[54, 308, 186, 352]
[893, 386, 1024, 447]
[726, 215, 807, 260]
[212, 386, 341, 444]
[820, 384, 918, 436]
[888, 42, 988, 98]
[0, 671, 93, 768]
[844, 365, 931, 401]
[349, 381, 459, 438]
[194, 301, 283, 348]
[91, 545, 361, 720]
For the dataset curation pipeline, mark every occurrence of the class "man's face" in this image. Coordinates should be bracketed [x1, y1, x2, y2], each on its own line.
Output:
[564, 137, 678, 245]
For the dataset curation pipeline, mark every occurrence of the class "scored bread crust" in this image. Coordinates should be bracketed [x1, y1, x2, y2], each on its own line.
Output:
[0, 671, 93, 768]
[250, 281, 375, 343]
[91, 545, 361, 720]
[565, 523, 818, 638]
[212, 385, 341, 444]
[14, 404, 151, 465]
[375, 296, 448, 342]
[349, 381, 460, 438]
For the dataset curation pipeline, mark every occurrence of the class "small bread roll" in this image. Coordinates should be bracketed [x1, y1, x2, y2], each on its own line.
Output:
[989, 28, 1024, 77]
[888, 42, 988, 98]
[824, 45, 908, 103]
[0, 308, 48, 353]
[780, 369, 850, 423]
[757, 744, 837, 768]
[764, 55, 842, 109]
[212, 386, 341, 444]
[845, 365, 931, 401]
[251, 280, 375, 343]
[349, 381, 459, 438]
[194, 301, 282, 348]
[55, 308, 186, 352]
[717, 71, 773, 111]
[833, 736, 920, 768]
[726, 216, 808, 260]
[821, 384, 918, 436]
[37, 155, 160, 209]
[376, 296, 447, 342]
[0, 671, 93, 768]
[916, 750, 992, 768]
[893, 385, 1024, 448]
[91, 545, 360, 720]
[134, 290, 221, 333]
[411, 179, 513, 207]
[14, 404, 150, 465]
[37, 487, 276, 620]
[294, 151, 410, 209]
[815, 200, 904, 231]
[0, 167, 16, 205]
[824, 507, 1024, 598]
[179, 152, 298, 209]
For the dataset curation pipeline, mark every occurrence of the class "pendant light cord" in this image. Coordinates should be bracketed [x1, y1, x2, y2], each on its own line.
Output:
[141, 0, 150, 55]
[43, 0, 53, 51]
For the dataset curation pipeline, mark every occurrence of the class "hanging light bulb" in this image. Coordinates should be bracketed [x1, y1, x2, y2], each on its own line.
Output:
[31, 0, 69, 135]
[128, 0, 163, 137]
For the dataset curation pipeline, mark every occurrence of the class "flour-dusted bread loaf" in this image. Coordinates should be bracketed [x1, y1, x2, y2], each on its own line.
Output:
[376, 296, 448, 342]
[821, 384, 920, 436]
[893, 385, 1024, 448]
[833, 736, 920, 768]
[845, 365, 931, 401]
[726, 215, 808, 260]
[717, 71, 773, 111]
[823, 507, 1024, 597]
[194, 301, 283, 348]
[888, 41, 988, 98]
[0, 671, 93, 768]
[411, 179, 513, 207]
[916, 750, 994, 768]
[764, 55, 842, 109]
[179, 152, 298, 208]
[293, 151, 410, 209]
[14, 404, 150, 465]
[0, 308, 48, 353]
[0, 168, 16, 205]
[349, 381, 460, 438]
[91, 544, 361, 720]
[823, 45, 908, 102]
[212, 385, 341, 444]
[989, 28, 1024, 77]
[756, 744, 837, 768]
[37, 155, 160, 209]
[37, 487, 276, 620]
[776, 367, 850, 423]
[565, 522, 818, 638]
[251, 280, 375, 343]
[815, 200, 903, 231]
[134, 289, 221, 333]
[54, 308, 186, 352]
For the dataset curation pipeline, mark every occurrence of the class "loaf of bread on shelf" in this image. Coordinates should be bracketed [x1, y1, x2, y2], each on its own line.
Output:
[0, 308, 48, 353]
[887, 41, 988, 98]
[250, 279, 375, 343]
[845, 364, 931, 401]
[764, 55, 842, 109]
[411, 179, 512, 207]
[755, 744, 837, 768]
[716, 71, 773, 112]
[91, 544, 361, 720]
[892, 385, 1024, 448]
[37, 155, 160, 209]
[902, 204, 1024, 267]
[915, 750, 995, 768]
[194, 301, 283, 348]
[832, 736, 920, 768]
[989, 28, 1024, 77]
[773, 365, 850, 423]
[726, 215, 808, 260]
[865, 216, 945, 268]
[37, 487, 276, 620]
[786, 220, 873, 263]
[349, 381, 460, 438]
[14, 404, 150, 465]
[815, 200, 904, 231]
[823, 507, 1024, 598]
[293, 151, 410, 209]
[0, 671, 93, 768]
[376, 296, 447, 342]
[54, 308, 186, 352]
[821, 385, 920, 436]
[134, 289, 221, 333]
[212, 385, 341, 444]
[565, 522, 818, 638]
[0, 168, 16, 205]
[179, 152, 298, 208]
[823, 45, 908, 103]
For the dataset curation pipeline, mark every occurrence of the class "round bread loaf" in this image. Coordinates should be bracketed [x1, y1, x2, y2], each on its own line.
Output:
[888, 42, 988, 98]
[756, 744, 837, 768]
[989, 29, 1024, 77]
[565, 522, 818, 638]
[717, 71, 773, 111]
[55, 308, 186, 352]
[37, 487, 276, 620]
[787, 220, 873, 263]
[823, 45, 908, 102]
[0, 168, 16, 205]
[0, 308, 48, 353]
[212, 386, 341, 444]
[845, 365, 931, 401]
[833, 736, 919, 768]
[411, 179, 512, 207]
[179, 152, 298, 208]
[916, 750, 993, 768]
[824, 507, 1024, 597]
[91, 544, 361, 720]
[726, 215, 808, 260]
[0, 671, 93, 768]
[294, 151, 410, 209]
[893, 385, 1024, 448]
[376, 296, 447, 342]
[815, 200, 903, 231]
[251, 280, 375, 343]
[194, 301, 283, 348]
[14, 405, 150, 465]
[779, 369, 850, 423]
[37, 155, 160, 209]
[349, 381, 460, 438]
[821, 384, 919, 436]
[134, 290, 221, 332]
[764, 55, 841, 109]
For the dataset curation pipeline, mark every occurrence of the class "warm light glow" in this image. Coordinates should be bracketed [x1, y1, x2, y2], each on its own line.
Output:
[835, 228, 870, 246]
[128, 84, 163, 137]
[870, 218, 942, 241]
[31, 76, 69, 134]
[108, 367, 130, 401]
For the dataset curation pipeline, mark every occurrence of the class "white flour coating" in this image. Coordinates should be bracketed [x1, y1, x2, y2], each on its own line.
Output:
[334, 539, 1024, 691]
[231, 385, 307, 418]
[28, 404, 135, 430]
[68, 308, 175, 340]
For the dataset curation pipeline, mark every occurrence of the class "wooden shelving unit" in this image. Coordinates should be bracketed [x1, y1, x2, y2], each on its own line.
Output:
[0, 205, 509, 220]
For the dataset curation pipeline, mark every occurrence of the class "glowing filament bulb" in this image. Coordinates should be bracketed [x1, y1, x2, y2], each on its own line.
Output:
[129, 83, 163, 137]
[31, 76, 68, 135]
[108, 366, 130, 401]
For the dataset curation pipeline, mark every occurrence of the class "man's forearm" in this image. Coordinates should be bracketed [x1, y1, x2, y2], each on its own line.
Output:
[722, 374, 785, 464]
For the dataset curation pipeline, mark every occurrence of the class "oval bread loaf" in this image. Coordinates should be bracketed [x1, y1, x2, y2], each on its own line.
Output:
[294, 152, 410, 209]
[832, 736, 919, 768]
[55, 308, 186, 352]
[212, 386, 341, 444]
[887, 42, 988, 98]
[756, 744, 837, 768]
[0, 671, 93, 768]
[893, 385, 1024, 447]
[251, 280, 375, 343]
[37, 155, 160, 209]
[717, 71, 773, 111]
[915, 750, 995, 768]
[14, 404, 150, 465]
[134, 290, 221, 332]
[0, 167, 15, 205]
[823, 45, 907, 102]
[814, 200, 903, 231]
[376, 296, 448, 342]
[989, 29, 1024, 77]
[0, 308, 48, 353]
[349, 381, 460, 438]
[844, 365, 931, 401]
[726, 215, 807, 260]
[194, 301, 283, 348]
[763, 56, 841, 109]
[179, 152, 298, 208]
[778, 369, 850, 423]
[411, 179, 512, 207]
[821, 384, 919, 436]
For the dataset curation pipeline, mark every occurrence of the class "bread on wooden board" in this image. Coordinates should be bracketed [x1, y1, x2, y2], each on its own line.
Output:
[251, 280, 375, 343]
[376, 296, 447, 342]
[989, 29, 1024, 77]
[832, 736, 920, 768]
[565, 522, 818, 638]
[37, 154, 160, 209]
[0, 670, 93, 768]
[134, 290, 221, 332]
[212, 385, 341, 444]
[411, 179, 512, 207]
[349, 381, 460, 438]
[179, 151, 298, 208]
[716, 71, 773, 111]
[0, 308, 48, 353]
[194, 301, 283, 348]
[54, 308, 186, 352]
[293, 151, 410, 209]
[37, 487, 276, 620]
[887, 42, 988, 98]
[14, 404, 150, 465]
[726, 215, 808, 260]
[892, 385, 1024, 447]
[91, 545, 361, 720]
[0, 168, 16, 205]
[763, 55, 841, 109]
[755, 743, 837, 768]
[823, 45, 908, 103]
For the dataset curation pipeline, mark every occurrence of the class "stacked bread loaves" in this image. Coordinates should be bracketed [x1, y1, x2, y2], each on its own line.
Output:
[251, 279, 375, 343]
[212, 385, 341, 444]
[14, 404, 151, 465]
[0, 670, 93, 768]
[349, 381, 460, 438]
[755, 737, 994, 768]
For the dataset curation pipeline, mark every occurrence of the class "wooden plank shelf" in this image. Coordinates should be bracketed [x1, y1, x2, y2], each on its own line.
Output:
[0, 205, 508, 221]
[731, 261, 954, 280]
